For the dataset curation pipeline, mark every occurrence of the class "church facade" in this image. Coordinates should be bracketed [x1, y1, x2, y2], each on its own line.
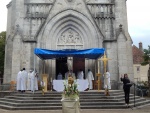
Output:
[4, 0, 133, 89]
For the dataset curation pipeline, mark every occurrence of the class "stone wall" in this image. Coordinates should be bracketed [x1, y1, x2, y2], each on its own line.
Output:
[4, 0, 134, 90]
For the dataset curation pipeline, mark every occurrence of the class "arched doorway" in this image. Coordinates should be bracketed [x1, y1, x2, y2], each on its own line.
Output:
[56, 57, 68, 79]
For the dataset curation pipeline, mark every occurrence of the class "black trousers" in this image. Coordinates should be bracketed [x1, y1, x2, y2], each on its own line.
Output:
[124, 88, 130, 104]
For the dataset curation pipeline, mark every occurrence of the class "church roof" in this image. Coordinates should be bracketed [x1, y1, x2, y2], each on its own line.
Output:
[132, 45, 144, 64]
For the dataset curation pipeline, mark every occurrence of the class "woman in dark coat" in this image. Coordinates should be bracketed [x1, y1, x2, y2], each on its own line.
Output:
[120, 74, 132, 106]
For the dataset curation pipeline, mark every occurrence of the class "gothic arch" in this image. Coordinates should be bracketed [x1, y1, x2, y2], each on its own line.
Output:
[38, 10, 103, 49]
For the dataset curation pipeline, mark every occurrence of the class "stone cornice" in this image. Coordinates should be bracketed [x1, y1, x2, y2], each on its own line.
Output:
[22, 38, 37, 43]
[24, 3, 53, 5]
[6, 1, 12, 8]
[103, 39, 117, 42]
[87, 3, 115, 5]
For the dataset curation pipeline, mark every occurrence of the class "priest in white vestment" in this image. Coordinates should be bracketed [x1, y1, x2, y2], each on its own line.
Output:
[57, 73, 63, 80]
[16, 70, 22, 91]
[20, 68, 28, 92]
[27, 70, 32, 90]
[86, 69, 94, 90]
[31, 71, 38, 91]
[77, 69, 84, 79]
[103, 70, 111, 95]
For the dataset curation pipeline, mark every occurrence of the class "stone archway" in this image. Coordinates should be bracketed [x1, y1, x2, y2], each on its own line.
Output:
[38, 10, 103, 49]
[37, 10, 103, 78]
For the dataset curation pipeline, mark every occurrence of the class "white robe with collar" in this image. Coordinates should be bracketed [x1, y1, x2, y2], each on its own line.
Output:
[77, 71, 84, 79]
[103, 72, 111, 89]
[20, 70, 28, 91]
[16, 71, 22, 90]
[30, 71, 38, 91]
[86, 71, 94, 89]
[27, 72, 32, 90]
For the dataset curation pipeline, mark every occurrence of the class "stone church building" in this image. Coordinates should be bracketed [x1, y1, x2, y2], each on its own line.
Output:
[4, 0, 133, 89]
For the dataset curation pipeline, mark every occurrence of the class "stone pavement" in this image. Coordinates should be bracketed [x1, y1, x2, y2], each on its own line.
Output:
[0, 105, 150, 113]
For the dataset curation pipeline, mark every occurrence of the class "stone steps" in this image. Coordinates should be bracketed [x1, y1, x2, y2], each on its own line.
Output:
[0, 95, 144, 102]
[0, 90, 150, 110]
[3, 94, 140, 100]
[0, 98, 146, 107]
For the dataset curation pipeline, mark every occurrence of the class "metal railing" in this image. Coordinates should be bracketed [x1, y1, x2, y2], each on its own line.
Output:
[0, 84, 11, 91]
[135, 84, 143, 98]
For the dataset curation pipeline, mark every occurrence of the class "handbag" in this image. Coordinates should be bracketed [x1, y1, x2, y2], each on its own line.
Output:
[126, 83, 133, 87]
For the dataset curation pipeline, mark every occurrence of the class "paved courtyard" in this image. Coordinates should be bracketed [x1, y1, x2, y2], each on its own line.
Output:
[0, 105, 150, 113]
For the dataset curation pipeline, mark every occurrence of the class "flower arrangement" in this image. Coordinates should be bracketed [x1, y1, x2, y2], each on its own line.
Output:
[62, 75, 79, 99]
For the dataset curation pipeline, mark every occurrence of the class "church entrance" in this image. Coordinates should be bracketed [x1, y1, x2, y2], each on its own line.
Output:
[73, 58, 85, 79]
[56, 57, 68, 79]
[56, 57, 85, 79]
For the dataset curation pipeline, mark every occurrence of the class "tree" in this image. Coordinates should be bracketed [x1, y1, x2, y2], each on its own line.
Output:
[141, 45, 150, 96]
[0, 31, 6, 83]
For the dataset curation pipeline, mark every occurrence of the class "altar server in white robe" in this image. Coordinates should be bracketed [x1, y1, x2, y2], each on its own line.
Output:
[103, 70, 111, 95]
[86, 69, 94, 90]
[57, 73, 63, 80]
[77, 69, 84, 79]
[27, 70, 32, 90]
[20, 68, 28, 92]
[16, 69, 22, 91]
[31, 71, 38, 91]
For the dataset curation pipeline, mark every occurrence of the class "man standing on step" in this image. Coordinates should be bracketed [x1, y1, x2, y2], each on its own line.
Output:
[77, 69, 84, 80]
[103, 70, 111, 96]
[27, 70, 32, 90]
[31, 70, 38, 92]
[86, 69, 94, 90]
[20, 68, 28, 92]
[16, 69, 22, 92]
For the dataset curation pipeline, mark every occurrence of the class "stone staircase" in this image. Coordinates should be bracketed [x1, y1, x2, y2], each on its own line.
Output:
[0, 90, 150, 110]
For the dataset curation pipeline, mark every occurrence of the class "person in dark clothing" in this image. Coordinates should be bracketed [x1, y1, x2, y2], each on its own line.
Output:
[120, 74, 132, 107]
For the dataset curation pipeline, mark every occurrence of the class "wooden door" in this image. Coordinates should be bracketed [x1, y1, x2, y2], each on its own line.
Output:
[73, 58, 85, 78]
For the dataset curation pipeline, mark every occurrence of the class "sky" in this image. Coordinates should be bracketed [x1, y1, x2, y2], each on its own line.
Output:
[0, 0, 149, 49]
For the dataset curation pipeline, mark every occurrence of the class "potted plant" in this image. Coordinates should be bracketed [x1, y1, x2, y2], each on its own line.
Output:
[61, 75, 80, 113]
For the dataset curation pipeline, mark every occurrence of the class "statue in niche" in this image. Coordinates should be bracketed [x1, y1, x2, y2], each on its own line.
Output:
[66, 29, 74, 44]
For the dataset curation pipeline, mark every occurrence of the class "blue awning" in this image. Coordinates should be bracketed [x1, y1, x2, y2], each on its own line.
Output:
[34, 48, 105, 60]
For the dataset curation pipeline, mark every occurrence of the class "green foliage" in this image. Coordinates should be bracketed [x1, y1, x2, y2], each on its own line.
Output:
[137, 81, 148, 87]
[141, 45, 150, 97]
[0, 31, 6, 78]
[141, 45, 150, 66]
[62, 80, 79, 99]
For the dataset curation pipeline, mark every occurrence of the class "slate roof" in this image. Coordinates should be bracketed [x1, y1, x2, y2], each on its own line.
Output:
[132, 45, 144, 64]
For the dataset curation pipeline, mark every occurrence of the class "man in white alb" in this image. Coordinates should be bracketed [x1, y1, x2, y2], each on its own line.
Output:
[77, 69, 84, 79]
[27, 70, 32, 90]
[20, 68, 28, 92]
[86, 69, 94, 90]
[57, 72, 63, 80]
[31, 70, 38, 92]
[103, 70, 111, 95]
[16, 69, 22, 92]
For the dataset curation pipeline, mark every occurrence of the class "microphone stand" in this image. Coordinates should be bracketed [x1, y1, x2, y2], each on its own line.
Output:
[134, 83, 136, 107]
